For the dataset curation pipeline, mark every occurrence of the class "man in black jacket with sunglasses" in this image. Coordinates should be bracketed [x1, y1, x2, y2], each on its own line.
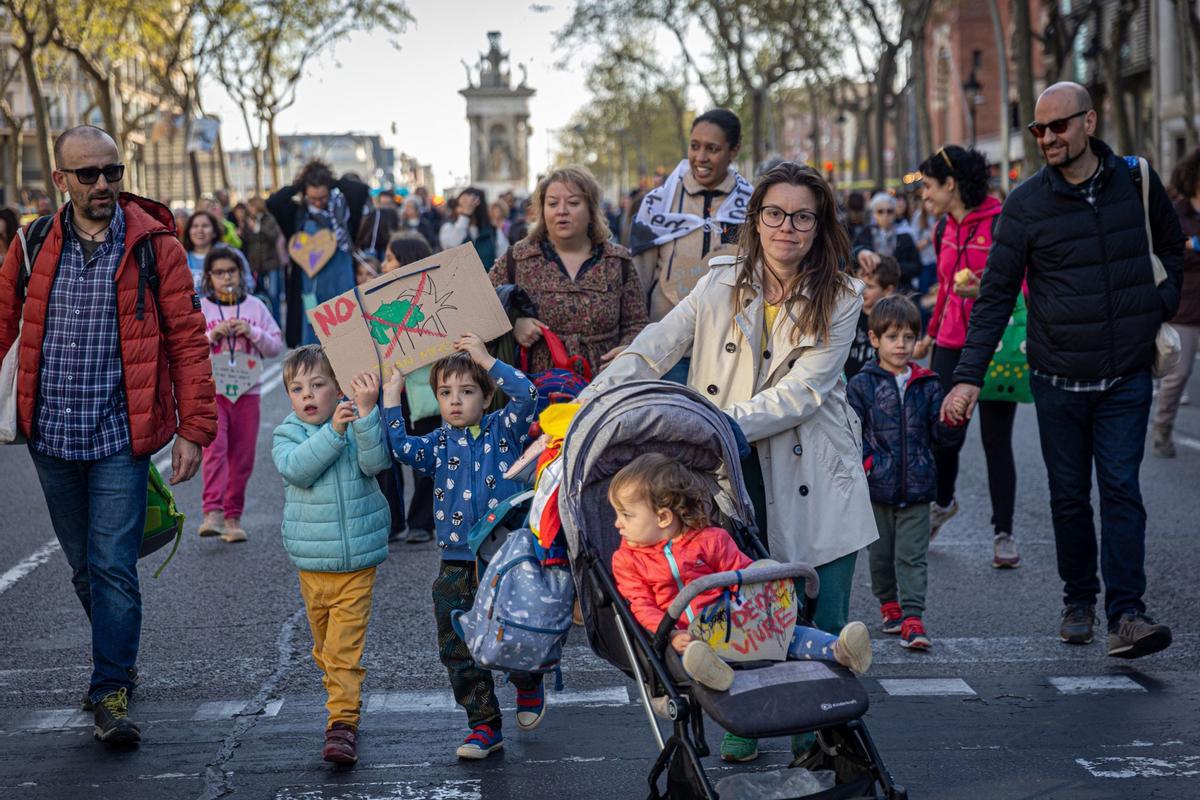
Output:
[942, 82, 1185, 660]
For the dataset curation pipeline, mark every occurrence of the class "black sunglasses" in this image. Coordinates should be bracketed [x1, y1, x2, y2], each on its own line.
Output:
[59, 163, 125, 185]
[1026, 110, 1089, 139]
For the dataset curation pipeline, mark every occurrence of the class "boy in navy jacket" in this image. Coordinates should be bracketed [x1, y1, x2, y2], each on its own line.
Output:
[847, 296, 964, 652]
[382, 332, 542, 759]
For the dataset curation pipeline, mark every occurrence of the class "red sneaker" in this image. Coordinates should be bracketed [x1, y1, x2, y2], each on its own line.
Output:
[899, 617, 932, 651]
[880, 601, 903, 635]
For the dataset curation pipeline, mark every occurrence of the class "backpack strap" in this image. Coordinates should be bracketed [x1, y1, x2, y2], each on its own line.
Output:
[16, 214, 54, 298]
[933, 216, 947, 258]
[506, 247, 516, 285]
[133, 235, 160, 322]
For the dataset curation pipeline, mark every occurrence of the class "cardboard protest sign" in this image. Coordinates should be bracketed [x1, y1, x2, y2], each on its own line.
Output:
[688, 573, 798, 663]
[661, 244, 739, 306]
[307, 243, 511, 392]
[289, 229, 337, 278]
[210, 350, 264, 403]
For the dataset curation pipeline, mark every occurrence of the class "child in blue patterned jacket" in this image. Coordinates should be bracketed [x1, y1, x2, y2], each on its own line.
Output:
[381, 332, 542, 760]
[272, 345, 391, 767]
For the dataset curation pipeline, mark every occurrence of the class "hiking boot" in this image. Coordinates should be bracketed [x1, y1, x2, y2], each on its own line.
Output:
[992, 533, 1021, 569]
[834, 621, 872, 674]
[1059, 604, 1097, 644]
[720, 732, 760, 763]
[456, 724, 503, 759]
[82, 666, 139, 711]
[322, 722, 358, 765]
[198, 511, 225, 537]
[1152, 424, 1176, 458]
[879, 601, 903, 634]
[93, 688, 140, 744]
[405, 528, 433, 544]
[515, 684, 546, 731]
[1108, 611, 1173, 659]
[899, 617, 931, 651]
[220, 517, 247, 543]
[929, 498, 958, 540]
[682, 641, 734, 691]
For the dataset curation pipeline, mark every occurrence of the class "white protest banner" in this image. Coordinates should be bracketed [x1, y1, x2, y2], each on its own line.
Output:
[688, 574, 799, 663]
[307, 243, 511, 392]
[210, 350, 264, 403]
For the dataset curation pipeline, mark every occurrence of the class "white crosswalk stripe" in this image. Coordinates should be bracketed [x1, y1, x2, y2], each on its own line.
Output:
[877, 678, 976, 696]
[1049, 675, 1146, 695]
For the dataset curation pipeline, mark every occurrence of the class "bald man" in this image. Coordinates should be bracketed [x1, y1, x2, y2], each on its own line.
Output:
[0, 125, 216, 744]
[942, 83, 1185, 659]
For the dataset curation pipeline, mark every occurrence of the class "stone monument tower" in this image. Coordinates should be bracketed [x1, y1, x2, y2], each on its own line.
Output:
[460, 32, 535, 197]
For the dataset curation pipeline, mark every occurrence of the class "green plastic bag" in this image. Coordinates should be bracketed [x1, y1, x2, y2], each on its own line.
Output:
[979, 294, 1033, 404]
[141, 463, 185, 578]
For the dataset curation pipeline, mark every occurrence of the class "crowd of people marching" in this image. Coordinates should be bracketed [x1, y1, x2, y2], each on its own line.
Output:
[1, 78, 1198, 772]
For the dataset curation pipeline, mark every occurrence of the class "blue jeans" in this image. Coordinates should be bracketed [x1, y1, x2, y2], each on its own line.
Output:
[29, 446, 149, 701]
[1030, 370, 1152, 626]
[260, 268, 284, 327]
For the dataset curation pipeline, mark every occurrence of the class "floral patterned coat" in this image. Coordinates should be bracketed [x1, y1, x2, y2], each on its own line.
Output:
[489, 238, 648, 375]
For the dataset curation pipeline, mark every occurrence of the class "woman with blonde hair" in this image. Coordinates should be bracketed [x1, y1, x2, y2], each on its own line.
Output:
[585, 161, 876, 763]
[488, 165, 648, 374]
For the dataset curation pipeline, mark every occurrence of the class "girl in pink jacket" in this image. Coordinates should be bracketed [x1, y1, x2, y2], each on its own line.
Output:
[609, 453, 872, 691]
[916, 145, 1022, 569]
[198, 245, 283, 542]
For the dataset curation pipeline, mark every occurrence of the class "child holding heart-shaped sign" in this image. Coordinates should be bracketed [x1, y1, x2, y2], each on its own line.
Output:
[199, 246, 283, 543]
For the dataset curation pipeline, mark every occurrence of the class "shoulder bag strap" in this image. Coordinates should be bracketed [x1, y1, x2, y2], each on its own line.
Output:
[1136, 157, 1165, 286]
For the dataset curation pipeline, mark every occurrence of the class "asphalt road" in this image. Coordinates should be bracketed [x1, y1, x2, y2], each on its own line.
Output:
[1, 356, 1198, 800]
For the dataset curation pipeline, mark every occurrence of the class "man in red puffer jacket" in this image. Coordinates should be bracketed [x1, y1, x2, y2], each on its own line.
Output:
[0, 126, 215, 745]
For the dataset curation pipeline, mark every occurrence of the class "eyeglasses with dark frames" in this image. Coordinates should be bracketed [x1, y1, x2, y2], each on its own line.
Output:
[758, 205, 818, 232]
[58, 163, 125, 185]
[1026, 109, 1090, 139]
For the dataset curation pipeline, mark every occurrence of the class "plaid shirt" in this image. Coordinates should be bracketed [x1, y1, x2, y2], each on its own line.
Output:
[33, 204, 131, 460]
[1031, 369, 1125, 393]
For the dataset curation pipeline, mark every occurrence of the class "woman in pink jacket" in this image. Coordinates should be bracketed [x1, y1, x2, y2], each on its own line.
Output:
[198, 245, 284, 542]
[914, 145, 1021, 569]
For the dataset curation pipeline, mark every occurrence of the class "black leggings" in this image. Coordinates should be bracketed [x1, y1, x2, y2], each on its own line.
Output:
[931, 346, 1017, 535]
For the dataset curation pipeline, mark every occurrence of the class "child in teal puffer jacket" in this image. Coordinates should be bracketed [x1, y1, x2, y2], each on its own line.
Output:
[272, 345, 391, 767]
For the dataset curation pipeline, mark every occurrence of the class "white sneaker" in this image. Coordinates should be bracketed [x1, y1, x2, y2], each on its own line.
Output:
[834, 621, 873, 674]
[929, 498, 958, 540]
[682, 641, 734, 691]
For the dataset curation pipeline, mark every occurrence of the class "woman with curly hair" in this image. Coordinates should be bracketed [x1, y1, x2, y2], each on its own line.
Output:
[1151, 148, 1200, 457]
[266, 159, 369, 345]
[914, 144, 1021, 569]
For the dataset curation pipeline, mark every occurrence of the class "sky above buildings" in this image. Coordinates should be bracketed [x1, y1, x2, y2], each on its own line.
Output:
[203, 0, 591, 192]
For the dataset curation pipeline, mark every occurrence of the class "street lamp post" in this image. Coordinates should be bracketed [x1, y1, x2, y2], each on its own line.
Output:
[963, 70, 983, 148]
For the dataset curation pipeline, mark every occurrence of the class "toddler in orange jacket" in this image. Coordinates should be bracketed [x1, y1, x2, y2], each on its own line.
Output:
[609, 453, 872, 691]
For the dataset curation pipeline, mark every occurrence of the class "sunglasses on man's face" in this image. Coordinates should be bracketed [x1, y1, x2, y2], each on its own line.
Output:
[1026, 109, 1089, 139]
[59, 163, 125, 185]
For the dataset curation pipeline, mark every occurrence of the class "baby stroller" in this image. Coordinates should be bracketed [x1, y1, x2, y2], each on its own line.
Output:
[559, 381, 906, 800]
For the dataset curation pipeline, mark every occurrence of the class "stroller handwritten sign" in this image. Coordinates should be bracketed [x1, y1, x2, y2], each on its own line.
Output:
[306, 244, 511, 392]
[689, 574, 798, 663]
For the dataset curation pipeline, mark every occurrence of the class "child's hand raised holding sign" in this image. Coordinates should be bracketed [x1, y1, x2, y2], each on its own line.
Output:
[382, 366, 407, 409]
[454, 332, 496, 371]
[350, 371, 380, 418]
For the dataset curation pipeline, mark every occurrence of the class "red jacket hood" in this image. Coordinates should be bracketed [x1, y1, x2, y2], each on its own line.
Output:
[117, 192, 177, 240]
[945, 195, 1002, 235]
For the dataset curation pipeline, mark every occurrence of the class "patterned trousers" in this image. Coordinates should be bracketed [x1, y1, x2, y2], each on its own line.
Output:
[432, 561, 541, 729]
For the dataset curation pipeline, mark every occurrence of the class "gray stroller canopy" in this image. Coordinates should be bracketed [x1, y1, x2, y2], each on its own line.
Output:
[560, 380, 755, 587]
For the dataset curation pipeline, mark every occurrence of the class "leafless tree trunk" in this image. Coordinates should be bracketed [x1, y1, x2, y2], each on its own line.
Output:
[1175, 0, 1198, 150]
[1013, 0, 1039, 177]
[1097, 0, 1138, 154]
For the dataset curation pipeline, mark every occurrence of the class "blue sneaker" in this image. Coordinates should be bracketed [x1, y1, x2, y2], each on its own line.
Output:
[456, 724, 503, 759]
[516, 684, 546, 731]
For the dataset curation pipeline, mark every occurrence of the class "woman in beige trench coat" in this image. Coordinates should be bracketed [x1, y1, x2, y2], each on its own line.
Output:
[585, 162, 877, 761]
